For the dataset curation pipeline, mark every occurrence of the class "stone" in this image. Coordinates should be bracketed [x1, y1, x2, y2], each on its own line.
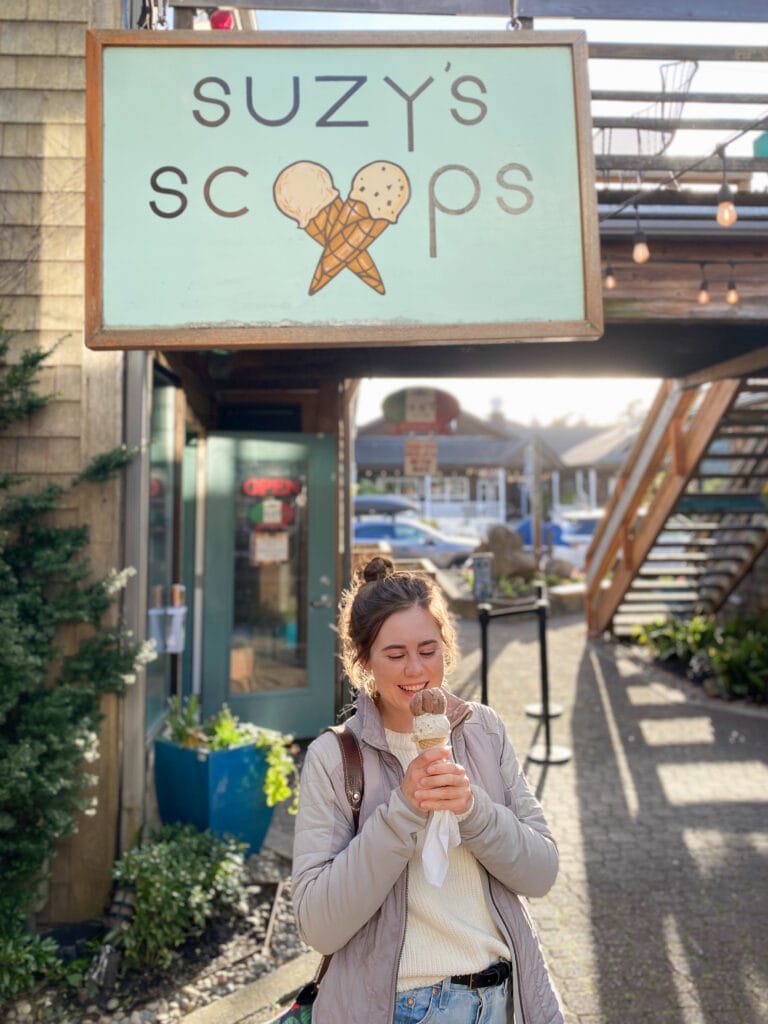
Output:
[477, 524, 537, 581]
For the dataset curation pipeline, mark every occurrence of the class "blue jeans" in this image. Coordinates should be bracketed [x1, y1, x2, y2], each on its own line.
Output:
[393, 977, 511, 1024]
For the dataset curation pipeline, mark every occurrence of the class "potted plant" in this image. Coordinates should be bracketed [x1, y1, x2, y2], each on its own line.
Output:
[153, 696, 299, 855]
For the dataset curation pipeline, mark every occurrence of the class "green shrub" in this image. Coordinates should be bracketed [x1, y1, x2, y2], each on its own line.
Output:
[0, 930, 61, 1007]
[111, 824, 248, 970]
[0, 316, 148, 977]
[707, 617, 768, 701]
[633, 612, 768, 702]
[634, 614, 718, 664]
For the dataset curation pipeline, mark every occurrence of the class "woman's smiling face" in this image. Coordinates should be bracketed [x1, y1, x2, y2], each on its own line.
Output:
[363, 605, 446, 732]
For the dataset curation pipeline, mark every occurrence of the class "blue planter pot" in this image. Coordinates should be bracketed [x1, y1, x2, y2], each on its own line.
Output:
[153, 738, 274, 855]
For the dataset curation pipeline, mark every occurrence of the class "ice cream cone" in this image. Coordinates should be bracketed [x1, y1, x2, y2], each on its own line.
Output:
[309, 210, 389, 295]
[304, 194, 343, 246]
[273, 162, 384, 294]
[416, 736, 450, 750]
[309, 162, 410, 296]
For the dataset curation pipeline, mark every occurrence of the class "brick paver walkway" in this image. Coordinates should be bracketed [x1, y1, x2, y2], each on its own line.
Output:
[452, 611, 768, 1024]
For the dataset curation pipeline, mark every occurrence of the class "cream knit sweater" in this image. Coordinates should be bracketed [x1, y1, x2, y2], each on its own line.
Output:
[385, 729, 511, 992]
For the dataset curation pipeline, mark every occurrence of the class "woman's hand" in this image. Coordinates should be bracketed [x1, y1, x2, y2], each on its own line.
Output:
[402, 746, 473, 815]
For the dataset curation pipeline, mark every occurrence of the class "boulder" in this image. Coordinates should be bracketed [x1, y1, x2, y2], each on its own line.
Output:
[479, 524, 536, 581]
[543, 556, 577, 580]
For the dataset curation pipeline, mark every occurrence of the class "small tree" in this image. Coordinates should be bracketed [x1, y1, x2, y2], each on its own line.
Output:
[0, 317, 152, 1003]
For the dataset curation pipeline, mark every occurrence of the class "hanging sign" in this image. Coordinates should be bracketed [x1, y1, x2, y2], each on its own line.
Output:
[384, 387, 460, 434]
[404, 438, 439, 476]
[249, 530, 290, 565]
[85, 30, 601, 350]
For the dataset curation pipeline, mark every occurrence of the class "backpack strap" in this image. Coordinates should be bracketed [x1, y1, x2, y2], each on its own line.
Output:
[314, 725, 365, 989]
[324, 725, 364, 832]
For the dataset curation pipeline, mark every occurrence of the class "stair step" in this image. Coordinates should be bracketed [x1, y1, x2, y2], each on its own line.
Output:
[694, 470, 768, 477]
[629, 579, 701, 591]
[618, 598, 704, 610]
[638, 566, 705, 577]
[613, 611, 692, 624]
[654, 537, 752, 549]
[677, 495, 766, 513]
[663, 521, 764, 531]
[645, 551, 713, 562]
[623, 591, 699, 602]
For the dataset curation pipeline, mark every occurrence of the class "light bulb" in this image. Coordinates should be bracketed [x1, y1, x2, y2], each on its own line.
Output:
[716, 182, 738, 227]
[697, 281, 710, 305]
[604, 265, 617, 290]
[726, 282, 740, 305]
[632, 232, 650, 264]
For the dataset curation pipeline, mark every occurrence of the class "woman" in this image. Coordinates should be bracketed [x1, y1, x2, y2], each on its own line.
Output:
[292, 557, 563, 1024]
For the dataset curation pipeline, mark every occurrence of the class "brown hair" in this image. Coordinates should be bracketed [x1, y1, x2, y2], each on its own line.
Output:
[339, 556, 458, 694]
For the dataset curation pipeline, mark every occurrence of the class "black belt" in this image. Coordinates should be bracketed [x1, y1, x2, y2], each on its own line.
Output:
[451, 961, 511, 989]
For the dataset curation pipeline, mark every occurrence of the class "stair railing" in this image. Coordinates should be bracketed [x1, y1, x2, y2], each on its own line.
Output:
[585, 377, 742, 635]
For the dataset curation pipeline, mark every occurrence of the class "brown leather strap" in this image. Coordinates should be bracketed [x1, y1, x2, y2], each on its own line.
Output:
[315, 725, 365, 988]
[326, 725, 364, 832]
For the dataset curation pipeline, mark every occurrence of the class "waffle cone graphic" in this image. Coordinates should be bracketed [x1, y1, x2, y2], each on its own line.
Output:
[309, 161, 410, 296]
[273, 163, 384, 293]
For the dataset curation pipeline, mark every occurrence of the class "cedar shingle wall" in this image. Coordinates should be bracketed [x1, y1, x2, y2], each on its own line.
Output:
[1, 0, 126, 921]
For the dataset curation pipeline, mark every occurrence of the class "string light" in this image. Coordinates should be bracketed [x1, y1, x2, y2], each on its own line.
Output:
[697, 263, 710, 306]
[632, 204, 650, 264]
[599, 108, 768, 226]
[726, 263, 740, 305]
[599, 254, 768, 308]
[715, 145, 738, 227]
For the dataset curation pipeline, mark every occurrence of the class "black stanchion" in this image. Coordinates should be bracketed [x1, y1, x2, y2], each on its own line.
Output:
[476, 589, 571, 766]
[478, 603, 491, 706]
[527, 596, 572, 765]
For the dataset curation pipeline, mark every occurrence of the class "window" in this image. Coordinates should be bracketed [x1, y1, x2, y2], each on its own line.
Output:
[145, 369, 178, 734]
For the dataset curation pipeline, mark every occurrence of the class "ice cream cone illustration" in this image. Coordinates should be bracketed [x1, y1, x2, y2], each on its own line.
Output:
[309, 161, 410, 296]
[410, 687, 450, 751]
[273, 161, 384, 294]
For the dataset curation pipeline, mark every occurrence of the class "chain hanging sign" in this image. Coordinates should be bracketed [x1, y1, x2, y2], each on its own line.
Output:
[85, 30, 602, 350]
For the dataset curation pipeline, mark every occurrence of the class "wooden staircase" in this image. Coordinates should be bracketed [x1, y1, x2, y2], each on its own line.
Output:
[585, 377, 768, 637]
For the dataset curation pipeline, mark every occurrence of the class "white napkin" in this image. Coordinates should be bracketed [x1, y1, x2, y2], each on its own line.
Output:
[422, 809, 461, 887]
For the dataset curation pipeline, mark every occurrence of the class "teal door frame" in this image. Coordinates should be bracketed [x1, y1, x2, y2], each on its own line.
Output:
[202, 432, 337, 738]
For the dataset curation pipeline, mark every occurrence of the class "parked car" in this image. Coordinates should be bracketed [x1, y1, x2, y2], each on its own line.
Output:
[353, 494, 420, 517]
[557, 509, 605, 569]
[353, 517, 478, 569]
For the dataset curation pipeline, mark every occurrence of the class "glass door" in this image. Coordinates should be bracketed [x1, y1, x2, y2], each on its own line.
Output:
[202, 433, 336, 738]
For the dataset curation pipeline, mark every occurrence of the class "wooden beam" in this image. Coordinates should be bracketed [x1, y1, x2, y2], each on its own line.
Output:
[169, 0, 768, 20]
[589, 43, 768, 62]
[522, 0, 768, 21]
[594, 116, 768, 132]
[683, 346, 768, 387]
[596, 156, 768, 174]
[592, 90, 768, 105]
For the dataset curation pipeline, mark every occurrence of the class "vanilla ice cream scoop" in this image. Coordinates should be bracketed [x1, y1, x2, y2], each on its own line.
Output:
[273, 161, 339, 229]
[410, 687, 450, 750]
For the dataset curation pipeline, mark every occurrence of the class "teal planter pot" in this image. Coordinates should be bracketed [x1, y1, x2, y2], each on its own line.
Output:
[153, 738, 274, 855]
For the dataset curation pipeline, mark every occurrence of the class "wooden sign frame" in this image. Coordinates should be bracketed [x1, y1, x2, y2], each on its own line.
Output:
[85, 30, 602, 350]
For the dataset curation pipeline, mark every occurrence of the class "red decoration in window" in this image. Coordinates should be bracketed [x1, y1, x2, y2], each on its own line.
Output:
[209, 9, 234, 29]
[242, 477, 301, 498]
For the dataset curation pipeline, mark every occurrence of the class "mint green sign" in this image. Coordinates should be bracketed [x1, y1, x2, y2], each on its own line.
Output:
[90, 31, 602, 348]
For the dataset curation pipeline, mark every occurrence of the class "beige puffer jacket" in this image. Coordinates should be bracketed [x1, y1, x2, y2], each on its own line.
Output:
[292, 690, 564, 1024]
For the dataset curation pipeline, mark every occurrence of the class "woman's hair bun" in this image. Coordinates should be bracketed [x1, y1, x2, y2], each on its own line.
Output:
[361, 555, 395, 584]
